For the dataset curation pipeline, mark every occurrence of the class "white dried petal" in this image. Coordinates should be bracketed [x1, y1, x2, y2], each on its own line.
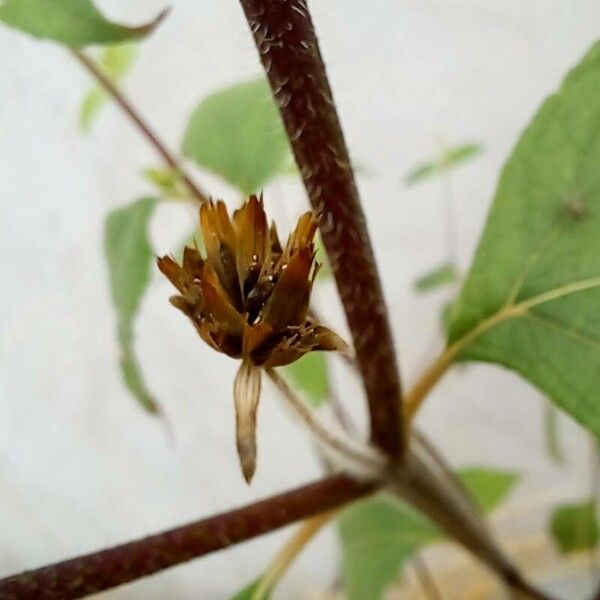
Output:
[233, 359, 262, 483]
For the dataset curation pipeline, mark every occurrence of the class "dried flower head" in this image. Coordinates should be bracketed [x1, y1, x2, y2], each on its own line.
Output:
[158, 195, 348, 482]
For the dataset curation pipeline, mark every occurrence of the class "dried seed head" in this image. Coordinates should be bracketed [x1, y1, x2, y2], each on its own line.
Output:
[158, 195, 349, 482]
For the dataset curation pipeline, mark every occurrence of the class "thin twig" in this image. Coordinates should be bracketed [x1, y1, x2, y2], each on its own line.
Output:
[251, 512, 334, 599]
[71, 49, 209, 206]
[328, 386, 358, 434]
[266, 368, 385, 477]
[239, 0, 404, 457]
[412, 553, 443, 600]
[0, 476, 375, 600]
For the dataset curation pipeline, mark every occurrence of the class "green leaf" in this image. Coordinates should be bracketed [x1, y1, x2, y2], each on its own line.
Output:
[550, 500, 599, 554]
[440, 298, 456, 334]
[284, 353, 329, 408]
[230, 580, 268, 600]
[443, 143, 483, 167]
[404, 162, 437, 186]
[96, 41, 138, 79]
[143, 166, 189, 200]
[339, 496, 440, 600]
[414, 262, 459, 293]
[0, 0, 166, 47]
[446, 41, 600, 438]
[458, 467, 519, 513]
[80, 43, 137, 131]
[405, 142, 482, 186]
[80, 89, 106, 131]
[181, 78, 290, 194]
[339, 467, 518, 600]
[104, 197, 159, 413]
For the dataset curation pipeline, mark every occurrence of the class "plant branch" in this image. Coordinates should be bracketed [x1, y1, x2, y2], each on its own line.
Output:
[71, 49, 209, 206]
[404, 348, 454, 420]
[411, 553, 443, 600]
[0, 476, 374, 600]
[238, 0, 404, 457]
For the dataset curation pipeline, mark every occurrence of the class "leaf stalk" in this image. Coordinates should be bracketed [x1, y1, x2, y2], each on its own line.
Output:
[71, 49, 209, 206]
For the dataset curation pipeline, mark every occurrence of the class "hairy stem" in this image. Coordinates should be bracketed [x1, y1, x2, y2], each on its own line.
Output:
[238, 0, 404, 456]
[0, 476, 374, 600]
[71, 50, 209, 206]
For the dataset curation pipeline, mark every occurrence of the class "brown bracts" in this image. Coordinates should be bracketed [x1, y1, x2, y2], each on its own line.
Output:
[158, 195, 348, 482]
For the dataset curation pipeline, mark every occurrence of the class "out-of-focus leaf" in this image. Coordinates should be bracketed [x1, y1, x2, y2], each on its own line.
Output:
[143, 166, 189, 200]
[105, 197, 159, 413]
[443, 143, 482, 166]
[284, 353, 329, 408]
[405, 142, 482, 186]
[550, 500, 599, 554]
[230, 580, 269, 600]
[544, 402, 565, 465]
[339, 467, 519, 600]
[182, 78, 290, 194]
[441, 298, 455, 334]
[446, 41, 600, 438]
[281, 160, 301, 177]
[405, 162, 437, 186]
[80, 89, 106, 131]
[339, 496, 439, 600]
[414, 262, 459, 293]
[0, 0, 166, 47]
[118, 321, 157, 414]
[458, 467, 519, 513]
[80, 43, 137, 131]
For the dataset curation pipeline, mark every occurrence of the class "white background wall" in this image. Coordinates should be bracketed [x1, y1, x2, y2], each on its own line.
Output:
[2, 1, 600, 598]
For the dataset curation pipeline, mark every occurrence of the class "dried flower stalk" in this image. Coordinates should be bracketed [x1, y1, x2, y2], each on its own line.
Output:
[158, 195, 348, 482]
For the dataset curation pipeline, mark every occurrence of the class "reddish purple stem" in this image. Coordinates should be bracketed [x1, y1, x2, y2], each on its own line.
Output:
[238, 0, 404, 456]
[0, 476, 374, 599]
